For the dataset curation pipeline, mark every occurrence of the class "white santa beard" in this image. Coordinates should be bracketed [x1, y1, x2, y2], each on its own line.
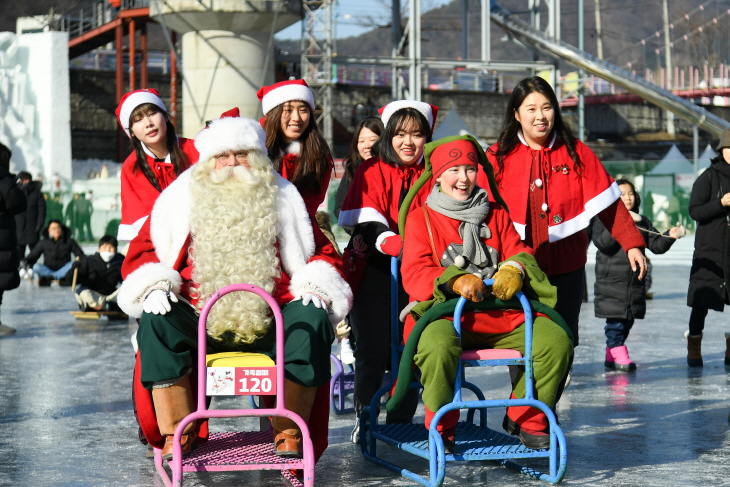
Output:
[189, 168, 280, 344]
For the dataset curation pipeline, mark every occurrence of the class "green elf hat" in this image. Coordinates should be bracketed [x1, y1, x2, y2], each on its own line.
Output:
[397, 134, 508, 235]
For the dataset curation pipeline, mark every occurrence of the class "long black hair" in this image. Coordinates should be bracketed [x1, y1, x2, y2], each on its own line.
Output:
[489, 76, 582, 175]
[371, 108, 432, 166]
[264, 102, 332, 195]
[343, 117, 384, 185]
[129, 103, 189, 192]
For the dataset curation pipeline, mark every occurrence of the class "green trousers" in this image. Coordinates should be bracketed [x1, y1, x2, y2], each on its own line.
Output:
[414, 317, 572, 413]
[137, 300, 335, 391]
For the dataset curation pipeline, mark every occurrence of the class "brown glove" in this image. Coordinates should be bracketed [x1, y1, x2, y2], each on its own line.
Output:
[492, 265, 524, 301]
[449, 274, 487, 302]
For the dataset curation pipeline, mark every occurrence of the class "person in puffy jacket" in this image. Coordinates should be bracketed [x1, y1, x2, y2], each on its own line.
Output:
[590, 179, 681, 371]
[72, 235, 124, 312]
[0, 143, 27, 335]
[26, 219, 84, 285]
[15, 171, 45, 260]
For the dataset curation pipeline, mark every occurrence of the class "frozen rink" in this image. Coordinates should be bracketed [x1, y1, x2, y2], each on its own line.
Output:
[1, 237, 729, 486]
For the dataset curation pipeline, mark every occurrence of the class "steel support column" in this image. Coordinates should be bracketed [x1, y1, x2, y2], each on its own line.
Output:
[129, 19, 136, 91]
[116, 22, 124, 162]
[140, 22, 148, 88]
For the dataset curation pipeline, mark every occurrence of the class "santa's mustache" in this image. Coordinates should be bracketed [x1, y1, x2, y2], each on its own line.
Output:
[209, 165, 261, 185]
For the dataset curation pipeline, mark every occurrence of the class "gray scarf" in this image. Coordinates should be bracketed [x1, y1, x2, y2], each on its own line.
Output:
[426, 184, 491, 266]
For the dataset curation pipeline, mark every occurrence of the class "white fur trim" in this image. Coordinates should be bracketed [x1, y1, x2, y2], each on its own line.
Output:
[261, 84, 315, 115]
[149, 169, 194, 267]
[119, 91, 166, 138]
[380, 100, 433, 131]
[117, 263, 183, 318]
[290, 259, 353, 326]
[375, 231, 397, 254]
[286, 141, 301, 155]
[275, 174, 316, 276]
[194, 117, 267, 163]
[338, 207, 390, 229]
[547, 181, 621, 242]
[512, 222, 526, 240]
[518, 130, 557, 149]
[117, 216, 149, 243]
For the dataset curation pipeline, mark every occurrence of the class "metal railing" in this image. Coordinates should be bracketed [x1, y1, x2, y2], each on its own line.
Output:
[55, 0, 150, 40]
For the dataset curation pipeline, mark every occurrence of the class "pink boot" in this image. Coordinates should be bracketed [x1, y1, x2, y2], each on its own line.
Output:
[605, 345, 636, 372]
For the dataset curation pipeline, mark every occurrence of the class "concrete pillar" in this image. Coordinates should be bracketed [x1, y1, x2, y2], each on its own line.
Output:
[180, 30, 274, 138]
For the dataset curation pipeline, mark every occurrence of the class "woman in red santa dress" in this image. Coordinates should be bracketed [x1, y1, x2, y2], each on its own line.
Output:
[115, 88, 199, 244]
[487, 77, 645, 385]
[336, 100, 441, 442]
[257, 79, 332, 217]
[398, 135, 572, 451]
[117, 113, 351, 465]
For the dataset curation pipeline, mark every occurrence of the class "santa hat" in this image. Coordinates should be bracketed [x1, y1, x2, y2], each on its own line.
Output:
[430, 138, 479, 179]
[194, 107, 268, 163]
[115, 88, 167, 139]
[257, 79, 315, 116]
[379, 100, 438, 134]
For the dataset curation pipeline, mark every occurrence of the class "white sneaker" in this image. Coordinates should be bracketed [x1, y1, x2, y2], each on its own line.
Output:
[340, 338, 355, 365]
[18, 269, 26, 279]
[27, 269, 33, 279]
[350, 417, 360, 444]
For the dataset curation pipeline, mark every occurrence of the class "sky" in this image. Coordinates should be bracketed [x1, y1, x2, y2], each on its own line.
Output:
[275, 0, 452, 41]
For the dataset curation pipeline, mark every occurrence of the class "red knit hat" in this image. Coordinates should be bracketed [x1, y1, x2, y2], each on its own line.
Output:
[379, 100, 438, 134]
[430, 138, 479, 179]
[257, 79, 315, 116]
[115, 88, 167, 139]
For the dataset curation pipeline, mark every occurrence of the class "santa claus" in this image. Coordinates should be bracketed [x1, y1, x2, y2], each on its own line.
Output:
[117, 110, 351, 462]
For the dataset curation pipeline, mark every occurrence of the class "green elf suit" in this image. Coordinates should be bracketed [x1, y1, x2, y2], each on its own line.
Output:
[392, 135, 573, 436]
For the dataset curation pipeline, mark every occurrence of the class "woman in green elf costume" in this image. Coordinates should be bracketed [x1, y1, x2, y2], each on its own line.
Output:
[394, 135, 573, 452]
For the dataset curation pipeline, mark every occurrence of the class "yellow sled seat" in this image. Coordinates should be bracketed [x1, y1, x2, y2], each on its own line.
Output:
[206, 352, 275, 368]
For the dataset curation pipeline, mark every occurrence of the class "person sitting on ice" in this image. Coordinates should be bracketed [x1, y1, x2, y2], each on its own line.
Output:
[72, 235, 125, 312]
[393, 135, 573, 452]
[117, 109, 351, 463]
[26, 219, 84, 286]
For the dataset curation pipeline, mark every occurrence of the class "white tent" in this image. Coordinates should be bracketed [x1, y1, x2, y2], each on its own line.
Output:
[432, 109, 487, 148]
[648, 144, 695, 175]
[697, 144, 717, 172]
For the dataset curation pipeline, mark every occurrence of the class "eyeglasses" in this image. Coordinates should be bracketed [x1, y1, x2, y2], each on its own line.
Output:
[216, 152, 248, 163]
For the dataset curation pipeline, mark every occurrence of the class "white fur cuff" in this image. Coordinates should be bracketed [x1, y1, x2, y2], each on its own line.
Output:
[289, 259, 353, 326]
[117, 263, 183, 318]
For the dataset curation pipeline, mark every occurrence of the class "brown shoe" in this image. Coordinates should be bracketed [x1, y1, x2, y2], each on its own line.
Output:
[685, 331, 703, 367]
[161, 433, 196, 461]
[274, 428, 302, 458]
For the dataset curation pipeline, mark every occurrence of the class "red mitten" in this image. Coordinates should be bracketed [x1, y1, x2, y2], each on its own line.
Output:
[380, 234, 403, 257]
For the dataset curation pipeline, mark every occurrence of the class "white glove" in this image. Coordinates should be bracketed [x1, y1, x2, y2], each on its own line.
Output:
[335, 321, 351, 339]
[302, 292, 326, 309]
[629, 211, 642, 223]
[143, 288, 178, 315]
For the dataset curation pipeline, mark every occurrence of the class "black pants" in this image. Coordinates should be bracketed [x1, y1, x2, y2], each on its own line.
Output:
[18, 242, 36, 261]
[350, 264, 419, 423]
[550, 267, 584, 404]
[689, 307, 708, 336]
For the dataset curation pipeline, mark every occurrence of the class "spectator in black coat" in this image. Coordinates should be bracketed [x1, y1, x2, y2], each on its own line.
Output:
[687, 128, 730, 367]
[0, 143, 28, 335]
[590, 179, 680, 371]
[26, 219, 84, 285]
[73, 235, 124, 312]
[15, 171, 46, 261]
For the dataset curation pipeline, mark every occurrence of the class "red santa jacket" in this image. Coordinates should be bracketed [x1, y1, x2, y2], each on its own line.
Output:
[338, 156, 495, 250]
[277, 141, 333, 218]
[118, 137, 199, 243]
[118, 167, 351, 326]
[401, 199, 534, 341]
[488, 133, 644, 276]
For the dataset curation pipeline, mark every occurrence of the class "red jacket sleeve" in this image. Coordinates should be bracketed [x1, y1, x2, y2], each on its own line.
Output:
[597, 200, 646, 252]
[494, 203, 534, 260]
[402, 210, 447, 302]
